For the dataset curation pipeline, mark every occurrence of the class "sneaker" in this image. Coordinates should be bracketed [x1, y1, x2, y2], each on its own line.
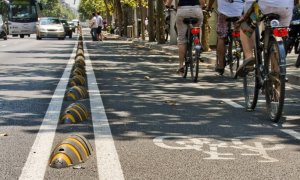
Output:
[235, 57, 255, 78]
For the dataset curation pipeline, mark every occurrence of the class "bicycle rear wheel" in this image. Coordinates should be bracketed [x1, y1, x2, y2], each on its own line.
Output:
[226, 37, 234, 76]
[182, 48, 191, 79]
[229, 40, 242, 77]
[265, 39, 286, 123]
[243, 28, 260, 110]
[192, 49, 200, 82]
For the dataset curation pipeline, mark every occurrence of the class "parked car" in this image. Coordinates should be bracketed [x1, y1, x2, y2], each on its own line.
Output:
[68, 21, 76, 33]
[36, 17, 65, 40]
[60, 19, 72, 38]
[0, 15, 7, 40]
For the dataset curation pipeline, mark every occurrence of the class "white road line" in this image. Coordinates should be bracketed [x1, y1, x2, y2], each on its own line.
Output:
[84, 43, 125, 180]
[222, 99, 244, 108]
[19, 43, 76, 180]
[280, 129, 300, 140]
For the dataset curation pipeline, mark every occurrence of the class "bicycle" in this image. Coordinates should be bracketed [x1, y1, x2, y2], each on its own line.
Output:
[224, 17, 243, 77]
[242, 1, 288, 123]
[181, 17, 203, 82]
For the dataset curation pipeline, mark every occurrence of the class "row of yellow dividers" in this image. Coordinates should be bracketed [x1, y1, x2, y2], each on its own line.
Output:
[49, 29, 93, 169]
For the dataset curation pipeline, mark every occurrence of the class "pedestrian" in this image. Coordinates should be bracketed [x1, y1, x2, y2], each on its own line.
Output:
[96, 12, 104, 41]
[89, 12, 98, 41]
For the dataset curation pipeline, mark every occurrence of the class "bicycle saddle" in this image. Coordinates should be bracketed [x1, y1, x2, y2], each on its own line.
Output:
[183, 17, 198, 24]
[226, 17, 240, 22]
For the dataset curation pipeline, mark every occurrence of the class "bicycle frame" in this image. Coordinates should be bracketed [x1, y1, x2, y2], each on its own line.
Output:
[257, 15, 288, 88]
[182, 17, 202, 82]
[225, 17, 242, 77]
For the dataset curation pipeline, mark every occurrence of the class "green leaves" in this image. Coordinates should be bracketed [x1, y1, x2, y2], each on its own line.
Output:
[40, 0, 76, 20]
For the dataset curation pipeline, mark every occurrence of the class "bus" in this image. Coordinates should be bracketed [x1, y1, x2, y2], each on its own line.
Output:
[0, 0, 42, 38]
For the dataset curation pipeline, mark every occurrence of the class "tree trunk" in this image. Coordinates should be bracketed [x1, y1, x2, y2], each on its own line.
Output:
[148, 0, 155, 42]
[140, 1, 145, 40]
[156, 0, 165, 44]
[114, 0, 123, 35]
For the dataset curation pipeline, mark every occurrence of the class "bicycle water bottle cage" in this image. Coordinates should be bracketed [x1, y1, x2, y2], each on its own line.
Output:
[183, 18, 198, 25]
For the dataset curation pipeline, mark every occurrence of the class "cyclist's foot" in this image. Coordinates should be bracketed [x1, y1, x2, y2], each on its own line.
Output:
[176, 67, 184, 74]
[235, 57, 255, 78]
[215, 67, 224, 76]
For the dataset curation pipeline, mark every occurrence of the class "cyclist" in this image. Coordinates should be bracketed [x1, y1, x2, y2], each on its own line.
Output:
[206, 0, 244, 75]
[165, 0, 206, 73]
[235, 0, 294, 77]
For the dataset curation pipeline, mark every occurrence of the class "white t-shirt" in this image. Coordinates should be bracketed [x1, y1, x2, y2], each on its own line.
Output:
[217, 0, 244, 17]
[244, 0, 294, 13]
[96, 15, 103, 27]
[90, 16, 98, 28]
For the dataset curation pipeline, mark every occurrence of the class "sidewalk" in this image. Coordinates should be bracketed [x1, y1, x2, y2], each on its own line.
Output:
[131, 38, 300, 86]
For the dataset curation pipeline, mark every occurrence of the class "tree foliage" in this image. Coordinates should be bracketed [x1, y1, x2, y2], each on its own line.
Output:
[40, 0, 76, 20]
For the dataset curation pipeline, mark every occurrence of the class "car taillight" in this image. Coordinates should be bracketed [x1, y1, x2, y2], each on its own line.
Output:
[273, 28, 288, 37]
[194, 37, 200, 44]
[191, 27, 200, 35]
[232, 31, 240, 37]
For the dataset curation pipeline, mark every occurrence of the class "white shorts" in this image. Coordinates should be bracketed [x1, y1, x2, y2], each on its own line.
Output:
[244, 3, 293, 27]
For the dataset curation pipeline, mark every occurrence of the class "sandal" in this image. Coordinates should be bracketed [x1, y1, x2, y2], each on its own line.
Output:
[176, 67, 184, 73]
[235, 57, 255, 78]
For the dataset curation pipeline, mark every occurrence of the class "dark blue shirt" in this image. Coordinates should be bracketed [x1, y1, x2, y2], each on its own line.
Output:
[178, 0, 200, 6]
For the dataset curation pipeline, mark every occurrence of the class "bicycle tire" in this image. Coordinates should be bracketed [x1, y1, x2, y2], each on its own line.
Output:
[182, 51, 189, 78]
[265, 38, 286, 123]
[193, 49, 200, 82]
[189, 45, 195, 81]
[230, 39, 241, 77]
[296, 53, 300, 68]
[243, 28, 260, 110]
[227, 36, 234, 76]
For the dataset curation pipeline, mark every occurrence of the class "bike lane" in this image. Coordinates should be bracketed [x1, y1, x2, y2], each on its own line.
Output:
[85, 34, 300, 179]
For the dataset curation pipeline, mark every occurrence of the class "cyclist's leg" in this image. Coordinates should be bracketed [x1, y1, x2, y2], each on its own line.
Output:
[215, 13, 228, 74]
[175, 8, 189, 72]
[235, 24, 256, 77]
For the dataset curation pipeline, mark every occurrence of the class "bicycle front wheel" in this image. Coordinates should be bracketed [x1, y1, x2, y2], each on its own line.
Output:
[265, 39, 286, 123]
[243, 28, 260, 110]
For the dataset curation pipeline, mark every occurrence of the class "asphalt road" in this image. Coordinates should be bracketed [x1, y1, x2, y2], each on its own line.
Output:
[0, 32, 300, 180]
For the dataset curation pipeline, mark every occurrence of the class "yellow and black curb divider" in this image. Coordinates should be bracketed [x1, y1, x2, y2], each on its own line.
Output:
[75, 55, 86, 66]
[65, 86, 89, 101]
[72, 67, 86, 77]
[69, 75, 86, 87]
[49, 134, 93, 168]
[75, 49, 85, 59]
[65, 86, 88, 101]
[60, 103, 89, 124]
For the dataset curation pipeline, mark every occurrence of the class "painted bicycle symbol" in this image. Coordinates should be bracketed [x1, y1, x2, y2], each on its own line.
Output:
[153, 136, 285, 162]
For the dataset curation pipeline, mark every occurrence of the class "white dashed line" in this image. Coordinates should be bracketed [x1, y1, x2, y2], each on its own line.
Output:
[19, 42, 77, 180]
[280, 129, 300, 140]
[84, 42, 125, 180]
[222, 99, 244, 108]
